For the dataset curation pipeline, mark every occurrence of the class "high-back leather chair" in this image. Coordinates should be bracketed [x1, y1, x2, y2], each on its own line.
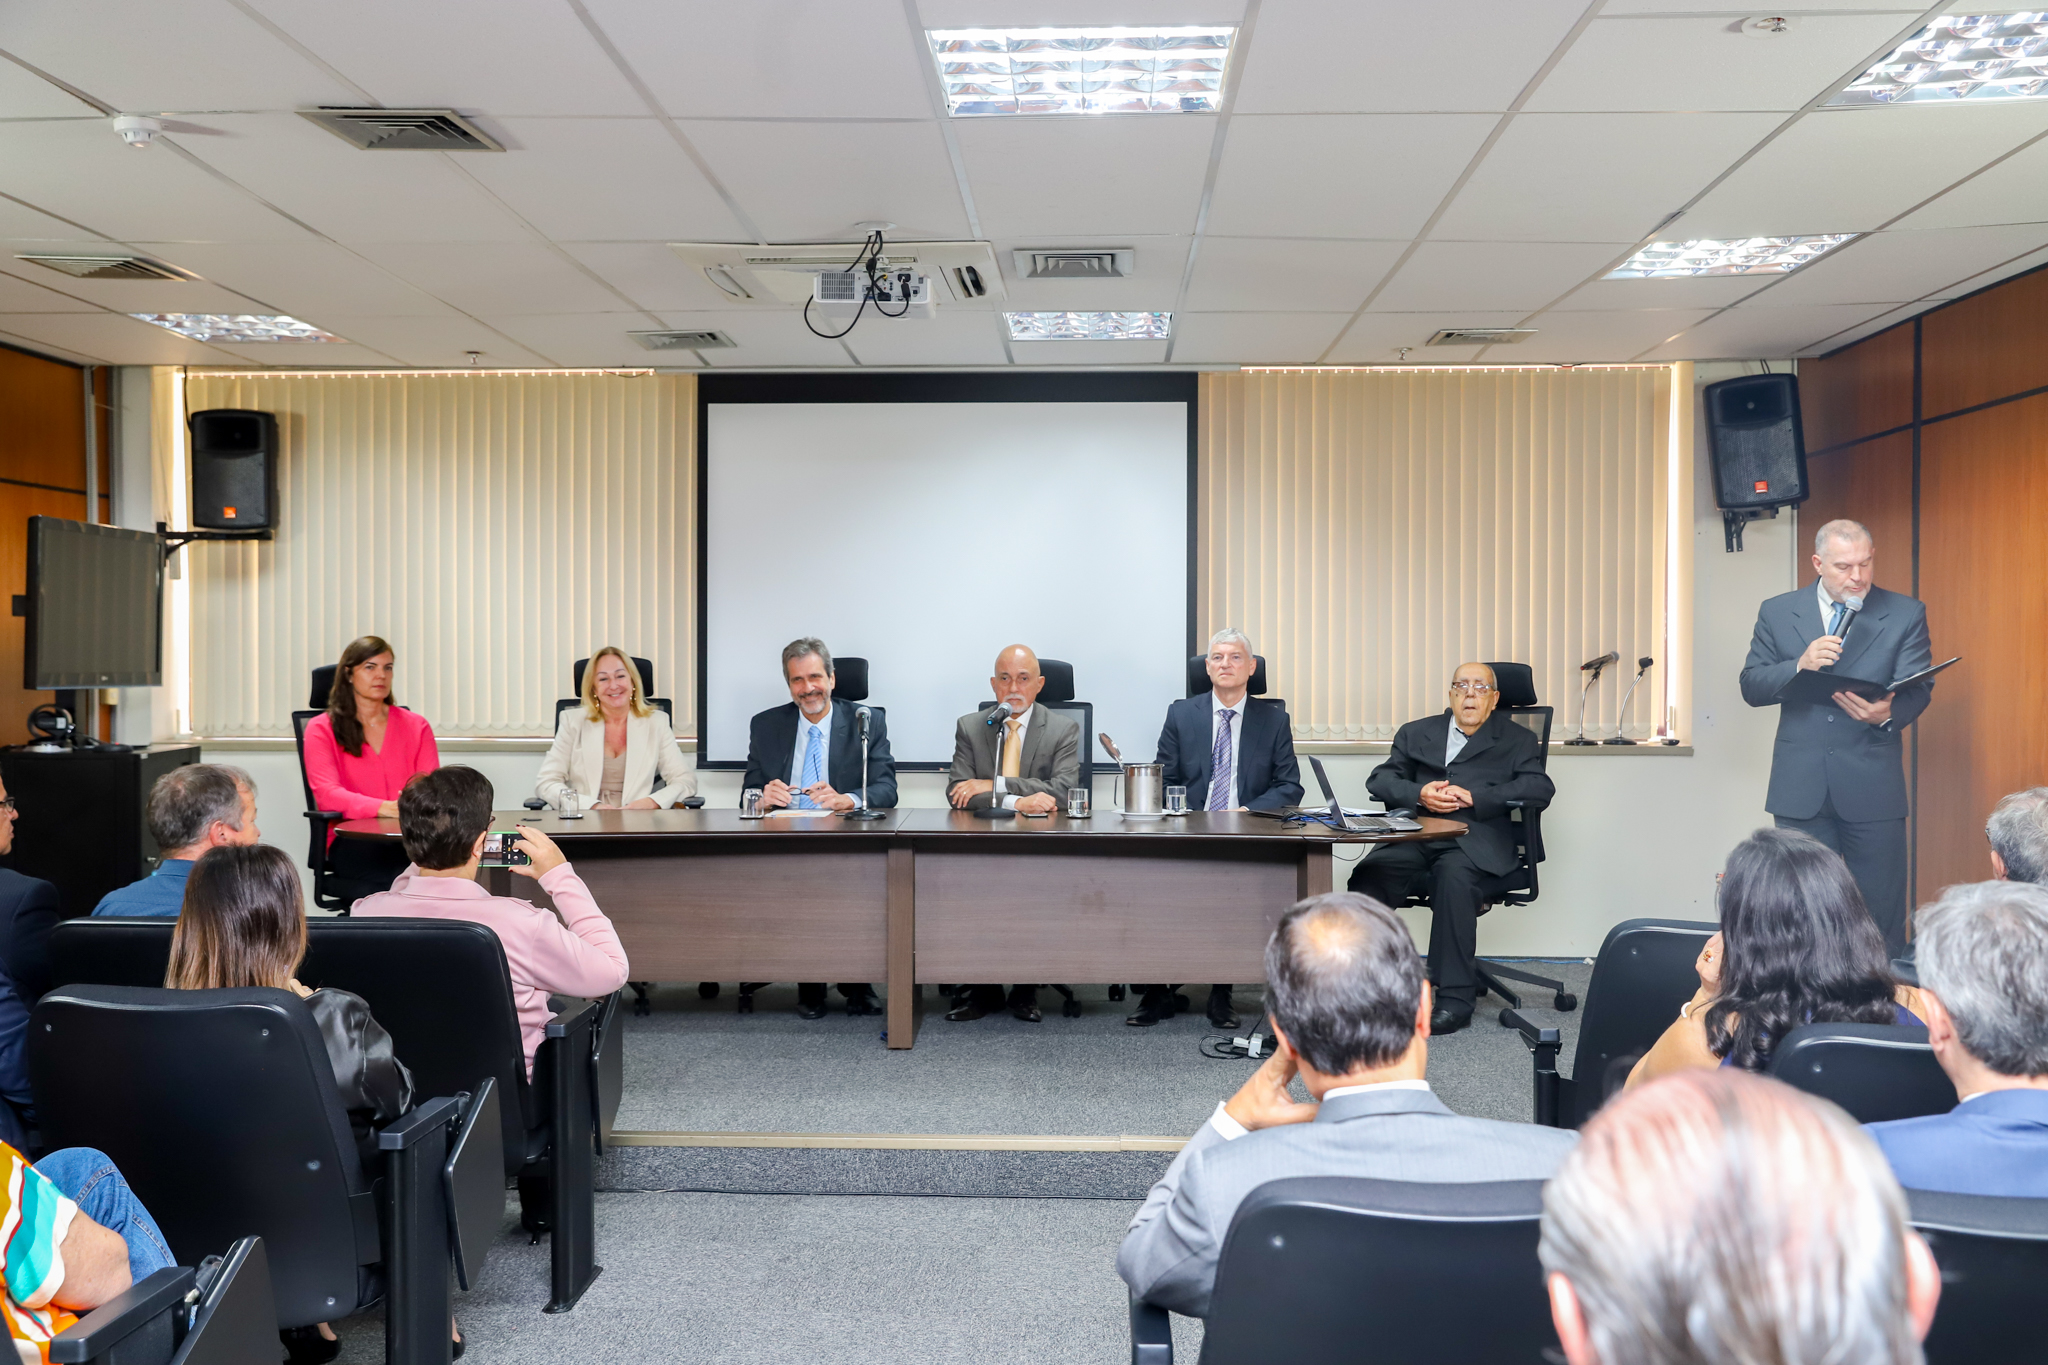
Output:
[974, 657, 1093, 786]
[556, 654, 676, 724]
[1907, 1188, 2048, 1364]
[1769, 1022, 1956, 1123]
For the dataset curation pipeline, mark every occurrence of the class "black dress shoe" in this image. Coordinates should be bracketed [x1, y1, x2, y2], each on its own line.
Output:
[796, 999, 828, 1020]
[945, 1001, 991, 1022]
[1012, 1000, 1043, 1023]
[1206, 985, 1240, 1031]
[1126, 988, 1178, 1027]
[1429, 1004, 1474, 1035]
[280, 1327, 341, 1365]
[844, 989, 881, 1016]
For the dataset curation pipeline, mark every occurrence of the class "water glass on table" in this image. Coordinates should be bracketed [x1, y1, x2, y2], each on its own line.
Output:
[1067, 787, 1090, 818]
[741, 788, 764, 818]
[1165, 785, 1188, 815]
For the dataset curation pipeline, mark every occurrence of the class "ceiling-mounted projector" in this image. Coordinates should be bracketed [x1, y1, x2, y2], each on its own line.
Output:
[812, 268, 934, 319]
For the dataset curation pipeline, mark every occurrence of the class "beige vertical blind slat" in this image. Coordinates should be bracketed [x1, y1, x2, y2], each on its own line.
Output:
[180, 372, 696, 738]
[1199, 368, 1671, 740]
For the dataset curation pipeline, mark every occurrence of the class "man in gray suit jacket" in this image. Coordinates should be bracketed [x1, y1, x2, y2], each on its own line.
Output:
[1740, 519, 1934, 952]
[1118, 892, 1576, 1317]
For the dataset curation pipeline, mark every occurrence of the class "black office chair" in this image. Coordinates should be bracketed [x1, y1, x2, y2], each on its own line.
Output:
[44, 916, 617, 1314]
[29, 985, 500, 1359]
[1130, 1176, 1555, 1363]
[289, 708, 348, 911]
[555, 654, 681, 727]
[1184, 651, 1284, 712]
[1507, 918, 1718, 1127]
[51, 1235, 278, 1365]
[1769, 1022, 1956, 1124]
[1907, 1188, 2048, 1364]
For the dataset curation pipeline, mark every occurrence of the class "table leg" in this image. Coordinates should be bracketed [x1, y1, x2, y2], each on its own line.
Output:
[886, 845, 916, 1049]
[1298, 844, 1334, 899]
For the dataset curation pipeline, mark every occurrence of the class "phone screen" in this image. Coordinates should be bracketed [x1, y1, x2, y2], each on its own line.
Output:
[479, 830, 530, 867]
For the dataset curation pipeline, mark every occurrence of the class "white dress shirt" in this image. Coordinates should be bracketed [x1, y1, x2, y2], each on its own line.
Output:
[788, 704, 835, 791]
[1446, 722, 1471, 766]
[992, 705, 1032, 810]
[1210, 692, 1248, 806]
[1817, 579, 1851, 633]
[1208, 1078, 1433, 1140]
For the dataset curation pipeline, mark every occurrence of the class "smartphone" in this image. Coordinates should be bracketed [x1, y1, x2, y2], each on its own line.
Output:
[479, 830, 531, 867]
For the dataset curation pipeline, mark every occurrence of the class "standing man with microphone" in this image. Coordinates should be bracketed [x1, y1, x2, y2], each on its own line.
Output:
[1740, 519, 1934, 952]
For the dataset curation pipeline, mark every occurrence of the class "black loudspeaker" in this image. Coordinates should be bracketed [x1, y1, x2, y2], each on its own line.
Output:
[1704, 374, 1806, 510]
[188, 409, 279, 531]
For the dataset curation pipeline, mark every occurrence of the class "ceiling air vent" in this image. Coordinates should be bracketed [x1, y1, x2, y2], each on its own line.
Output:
[1011, 248, 1134, 279]
[297, 108, 503, 151]
[629, 330, 737, 352]
[1427, 328, 1537, 346]
[16, 253, 198, 281]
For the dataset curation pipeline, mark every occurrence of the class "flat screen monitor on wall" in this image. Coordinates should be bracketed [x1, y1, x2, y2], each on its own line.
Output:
[24, 517, 163, 688]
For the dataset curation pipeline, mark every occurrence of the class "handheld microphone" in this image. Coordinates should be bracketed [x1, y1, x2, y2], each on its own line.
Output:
[1580, 651, 1620, 673]
[1827, 593, 1864, 639]
[984, 701, 1014, 727]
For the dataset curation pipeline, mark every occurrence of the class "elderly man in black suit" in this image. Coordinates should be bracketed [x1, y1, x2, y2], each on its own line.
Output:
[1129, 627, 1304, 1029]
[1347, 661, 1553, 1033]
[0, 773, 60, 1003]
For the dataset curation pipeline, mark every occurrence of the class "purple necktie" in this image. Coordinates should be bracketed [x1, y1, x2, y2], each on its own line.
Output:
[1208, 709, 1235, 811]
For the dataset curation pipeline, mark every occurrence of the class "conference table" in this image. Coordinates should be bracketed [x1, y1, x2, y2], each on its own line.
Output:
[335, 808, 1466, 1048]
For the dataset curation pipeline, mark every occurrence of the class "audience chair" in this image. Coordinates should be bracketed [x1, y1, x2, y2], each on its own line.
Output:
[29, 986, 500, 1364]
[1131, 1176, 1554, 1364]
[1906, 1188, 2048, 1365]
[51, 1235, 276, 1365]
[1506, 917, 1718, 1128]
[1767, 1022, 1955, 1124]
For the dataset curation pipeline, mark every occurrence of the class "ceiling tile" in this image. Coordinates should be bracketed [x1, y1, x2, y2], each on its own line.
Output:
[1641, 302, 1900, 360]
[579, 0, 932, 120]
[4, 276, 269, 315]
[0, 198, 97, 240]
[1235, 0, 1589, 114]
[477, 314, 702, 368]
[1756, 224, 2048, 306]
[956, 118, 1215, 238]
[1799, 303, 1921, 355]
[458, 119, 749, 242]
[197, 339, 399, 365]
[0, 311, 238, 365]
[999, 339, 1169, 365]
[919, 0, 1245, 23]
[1679, 104, 2048, 239]
[1507, 308, 1715, 362]
[0, 60, 99, 118]
[1898, 134, 2048, 230]
[1525, 13, 1923, 113]
[1371, 241, 1628, 312]
[143, 241, 459, 318]
[1435, 112, 1781, 243]
[995, 235, 1186, 311]
[840, 311, 1010, 366]
[1185, 237, 1403, 311]
[1552, 274, 1776, 310]
[682, 121, 969, 242]
[1169, 311, 1348, 364]
[304, 315, 555, 368]
[1603, 1, 1925, 13]
[558, 243, 753, 313]
[1924, 243, 2048, 304]
[347, 242, 634, 315]
[652, 311, 861, 368]
[1206, 115, 1498, 239]
[0, 269, 104, 313]
[0, 121, 313, 244]
[1323, 311, 1527, 364]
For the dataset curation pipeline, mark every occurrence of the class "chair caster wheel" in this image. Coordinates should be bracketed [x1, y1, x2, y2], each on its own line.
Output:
[697, 981, 720, 1000]
[1107, 984, 1126, 1001]
[737, 995, 755, 1015]
[1555, 992, 1578, 1012]
[1062, 999, 1083, 1018]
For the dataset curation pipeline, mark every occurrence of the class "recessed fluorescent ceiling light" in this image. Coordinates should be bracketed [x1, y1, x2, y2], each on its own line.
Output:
[1830, 12, 2048, 105]
[131, 313, 345, 342]
[927, 27, 1233, 116]
[1006, 311, 1172, 341]
[1605, 236, 1858, 279]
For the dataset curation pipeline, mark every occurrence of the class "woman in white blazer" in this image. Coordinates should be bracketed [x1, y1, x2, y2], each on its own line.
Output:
[535, 647, 696, 810]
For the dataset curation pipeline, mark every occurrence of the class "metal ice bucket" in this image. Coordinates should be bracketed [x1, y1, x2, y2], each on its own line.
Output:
[1117, 762, 1165, 816]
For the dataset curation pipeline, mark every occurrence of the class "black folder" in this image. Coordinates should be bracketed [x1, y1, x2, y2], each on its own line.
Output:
[1779, 656, 1959, 705]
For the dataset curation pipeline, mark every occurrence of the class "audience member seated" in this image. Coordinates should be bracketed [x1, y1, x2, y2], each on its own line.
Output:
[352, 767, 628, 1075]
[1628, 829, 1920, 1087]
[1867, 879, 2048, 1196]
[536, 646, 696, 811]
[1117, 891, 1577, 1318]
[0, 1140, 175, 1359]
[302, 635, 440, 905]
[0, 774, 61, 1002]
[1541, 1070, 1939, 1365]
[1986, 786, 2048, 884]
[93, 765, 260, 917]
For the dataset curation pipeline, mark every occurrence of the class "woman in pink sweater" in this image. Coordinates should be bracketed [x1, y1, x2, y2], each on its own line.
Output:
[302, 635, 439, 904]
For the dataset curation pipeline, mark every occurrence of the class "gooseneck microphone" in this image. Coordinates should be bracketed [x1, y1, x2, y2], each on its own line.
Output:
[1567, 650, 1620, 745]
[846, 704, 887, 819]
[1580, 651, 1620, 674]
[984, 701, 1014, 727]
[1604, 657, 1656, 745]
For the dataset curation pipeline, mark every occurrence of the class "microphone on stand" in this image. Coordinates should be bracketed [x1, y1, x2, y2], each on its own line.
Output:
[846, 705, 887, 820]
[1566, 651, 1619, 745]
[984, 701, 1014, 727]
[971, 701, 1021, 820]
[1603, 657, 1655, 745]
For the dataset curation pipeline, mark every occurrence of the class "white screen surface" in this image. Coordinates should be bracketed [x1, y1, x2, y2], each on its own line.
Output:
[704, 401, 1188, 767]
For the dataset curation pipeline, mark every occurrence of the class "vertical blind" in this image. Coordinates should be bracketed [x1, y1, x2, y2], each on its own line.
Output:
[1198, 367, 1673, 740]
[181, 371, 695, 737]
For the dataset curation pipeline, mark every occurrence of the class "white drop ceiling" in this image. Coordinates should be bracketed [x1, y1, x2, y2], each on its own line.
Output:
[3, 0, 2046, 371]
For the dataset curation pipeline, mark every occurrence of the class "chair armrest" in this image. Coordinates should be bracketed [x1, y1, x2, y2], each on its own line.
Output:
[49, 1266, 196, 1363]
[305, 809, 344, 823]
[1502, 1009, 1564, 1127]
[545, 997, 601, 1037]
[1129, 1289, 1174, 1365]
[377, 1094, 461, 1151]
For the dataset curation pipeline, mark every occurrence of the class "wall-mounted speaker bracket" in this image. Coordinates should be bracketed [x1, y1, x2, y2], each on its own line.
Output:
[157, 520, 274, 562]
[1721, 505, 1779, 553]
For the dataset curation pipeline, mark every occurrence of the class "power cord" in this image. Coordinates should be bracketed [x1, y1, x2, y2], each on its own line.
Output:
[802, 230, 899, 339]
[1199, 1014, 1277, 1060]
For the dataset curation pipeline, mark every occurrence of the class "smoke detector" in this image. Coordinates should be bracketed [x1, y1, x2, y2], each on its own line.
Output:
[112, 115, 162, 148]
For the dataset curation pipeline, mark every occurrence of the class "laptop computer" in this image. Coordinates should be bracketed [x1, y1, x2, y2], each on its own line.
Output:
[1296, 755, 1423, 834]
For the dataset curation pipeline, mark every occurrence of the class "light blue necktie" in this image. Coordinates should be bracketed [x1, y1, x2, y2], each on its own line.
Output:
[1207, 709, 1235, 811]
[795, 724, 824, 809]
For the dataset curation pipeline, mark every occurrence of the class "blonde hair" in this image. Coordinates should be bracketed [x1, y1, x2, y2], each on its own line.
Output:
[582, 647, 653, 722]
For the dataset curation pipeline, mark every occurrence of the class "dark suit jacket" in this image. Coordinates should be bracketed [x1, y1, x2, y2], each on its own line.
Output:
[1867, 1089, 2048, 1197]
[1739, 583, 1933, 822]
[946, 703, 1080, 810]
[740, 698, 898, 809]
[1366, 710, 1553, 876]
[0, 867, 61, 1003]
[1157, 694, 1303, 810]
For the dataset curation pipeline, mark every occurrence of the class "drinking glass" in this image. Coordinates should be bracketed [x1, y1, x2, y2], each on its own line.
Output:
[1165, 785, 1188, 815]
[560, 789, 581, 819]
[1067, 787, 1091, 818]
[741, 788, 765, 818]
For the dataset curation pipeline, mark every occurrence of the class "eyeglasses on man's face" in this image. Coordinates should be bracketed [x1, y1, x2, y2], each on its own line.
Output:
[0, 797, 17, 814]
[1448, 681, 1494, 694]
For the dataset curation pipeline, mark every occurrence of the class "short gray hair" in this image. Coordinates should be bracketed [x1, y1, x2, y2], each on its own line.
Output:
[1264, 893, 1422, 1075]
[1207, 627, 1254, 656]
[147, 764, 254, 852]
[1914, 879, 2048, 1077]
[1541, 1070, 1921, 1365]
[1986, 787, 2048, 884]
[1815, 517, 1874, 555]
[780, 637, 833, 679]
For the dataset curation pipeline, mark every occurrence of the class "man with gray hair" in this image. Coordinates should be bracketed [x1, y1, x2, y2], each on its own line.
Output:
[93, 764, 260, 918]
[1985, 787, 2048, 884]
[1867, 879, 2048, 1195]
[1740, 518, 1935, 952]
[1542, 1070, 1939, 1365]
[1118, 892, 1576, 1318]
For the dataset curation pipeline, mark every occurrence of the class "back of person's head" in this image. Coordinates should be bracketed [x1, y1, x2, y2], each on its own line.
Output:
[147, 764, 251, 852]
[167, 844, 306, 991]
[1541, 1070, 1930, 1365]
[398, 766, 493, 870]
[1985, 787, 2048, 884]
[1914, 879, 2048, 1078]
[1263, 892, 1423, 1075]
[1707, 829, 1897, 1070]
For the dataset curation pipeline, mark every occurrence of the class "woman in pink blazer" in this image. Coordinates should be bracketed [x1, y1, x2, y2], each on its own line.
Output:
[302, 635, 440, 904]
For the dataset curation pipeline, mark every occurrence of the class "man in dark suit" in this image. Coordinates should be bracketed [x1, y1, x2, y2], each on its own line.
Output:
[1347, 662, 1553, 1034]
[1130, 628, 1304, 1029]
[0, 773, 61, 1003]
[1739, 519, 1933, 952]
[740, 637, 896, 1018]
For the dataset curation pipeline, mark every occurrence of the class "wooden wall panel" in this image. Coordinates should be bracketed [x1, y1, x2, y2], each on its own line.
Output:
[1801, 431, 1912, 572]
[1916, 395, 2048, 895]
[1801, 324, 1914, 452]
[1922, 266, 2048, 419]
